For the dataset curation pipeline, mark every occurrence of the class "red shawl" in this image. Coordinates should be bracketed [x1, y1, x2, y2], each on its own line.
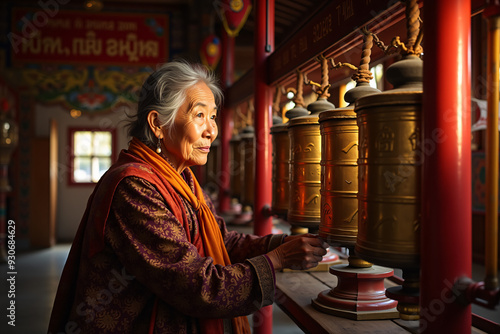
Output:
[48, 139, 250, 334]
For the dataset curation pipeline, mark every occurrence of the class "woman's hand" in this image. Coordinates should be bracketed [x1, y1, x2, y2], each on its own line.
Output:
[266, 234, 329, 271]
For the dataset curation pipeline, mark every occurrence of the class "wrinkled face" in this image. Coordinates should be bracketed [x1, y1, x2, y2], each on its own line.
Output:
[162, 82, 218, 172]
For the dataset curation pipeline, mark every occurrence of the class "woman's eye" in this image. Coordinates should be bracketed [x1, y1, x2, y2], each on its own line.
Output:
[196, 113, 203, 118]
[211, 115, 217, 120]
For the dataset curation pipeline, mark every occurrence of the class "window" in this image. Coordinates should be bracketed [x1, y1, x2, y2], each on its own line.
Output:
[68, 128, 117, 185]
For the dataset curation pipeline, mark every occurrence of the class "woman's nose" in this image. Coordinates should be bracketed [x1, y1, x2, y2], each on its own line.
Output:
[205, 119, 216, 137]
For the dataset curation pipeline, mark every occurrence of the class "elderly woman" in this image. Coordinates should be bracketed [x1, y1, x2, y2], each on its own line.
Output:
[48, 60, 328, 334]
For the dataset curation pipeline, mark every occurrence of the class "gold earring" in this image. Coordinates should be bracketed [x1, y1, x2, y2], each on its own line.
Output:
[156, 137, 162, 154]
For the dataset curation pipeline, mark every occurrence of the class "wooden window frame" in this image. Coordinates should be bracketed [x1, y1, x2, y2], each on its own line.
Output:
[67, 127, 117, 186]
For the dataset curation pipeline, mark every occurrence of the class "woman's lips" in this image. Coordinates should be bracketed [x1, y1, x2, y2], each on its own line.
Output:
[197, 146, 210, 153]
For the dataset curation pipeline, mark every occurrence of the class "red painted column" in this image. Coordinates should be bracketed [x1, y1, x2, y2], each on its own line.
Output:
[253, 0, 274, 333]
[421, 0, 471, 332]
[253, 0, 273, 239]
[219, 31, 235, 213]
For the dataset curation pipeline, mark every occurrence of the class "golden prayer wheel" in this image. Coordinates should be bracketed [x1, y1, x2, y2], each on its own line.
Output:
[354, 55, 422, 271]
[318, 109, 359, 246]
[240, 126, 255, 208]
[318, 81, 380, 246]
[270, 105, 309, 218]
[287, 114, 322, 231]
[229, 134, 243, 201]
[271, 122, 289, 218]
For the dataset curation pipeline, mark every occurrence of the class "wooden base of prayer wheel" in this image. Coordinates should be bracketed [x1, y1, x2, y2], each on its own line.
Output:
[312, 264, 399, 320]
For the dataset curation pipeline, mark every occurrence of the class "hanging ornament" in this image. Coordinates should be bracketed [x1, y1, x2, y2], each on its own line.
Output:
[216, 0, 252, 37]
[200, 34, 221, 70]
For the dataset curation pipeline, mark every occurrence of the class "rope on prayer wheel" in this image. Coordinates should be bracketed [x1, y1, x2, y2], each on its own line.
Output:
[363, 0, 423, 57]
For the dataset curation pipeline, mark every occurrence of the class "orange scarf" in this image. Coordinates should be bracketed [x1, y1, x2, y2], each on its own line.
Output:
[128, 138, 250, 334]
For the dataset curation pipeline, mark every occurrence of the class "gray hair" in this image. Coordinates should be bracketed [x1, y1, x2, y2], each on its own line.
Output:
[127, 60, 223, 147]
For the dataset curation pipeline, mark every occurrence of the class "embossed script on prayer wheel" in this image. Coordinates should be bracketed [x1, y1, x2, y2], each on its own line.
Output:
[287, 115, 322, 230]
[229, 134, 242, 201]
[240, 127, 255, 208]
[355, 92, 422, 270]
[271, 123, 289, 218]
[318, 109, 359, 246]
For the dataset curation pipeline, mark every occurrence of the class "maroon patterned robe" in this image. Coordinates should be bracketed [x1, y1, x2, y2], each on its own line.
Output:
[48, 150, 283, 334]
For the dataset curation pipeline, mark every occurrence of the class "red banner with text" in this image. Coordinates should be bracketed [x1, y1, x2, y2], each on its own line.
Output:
[9, 8, 169, 66]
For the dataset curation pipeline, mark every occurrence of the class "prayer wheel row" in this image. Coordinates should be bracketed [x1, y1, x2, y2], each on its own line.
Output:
[229, 126, 255, 209]
[271, 59, 422, 273]
[270, 123, 289, 218]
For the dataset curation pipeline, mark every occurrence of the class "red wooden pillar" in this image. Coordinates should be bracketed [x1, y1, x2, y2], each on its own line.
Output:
[253, 0, 274, 333]
[219, 31, 235, 213]
[253, 0, 273, 237]
[421, 0, 471, 332]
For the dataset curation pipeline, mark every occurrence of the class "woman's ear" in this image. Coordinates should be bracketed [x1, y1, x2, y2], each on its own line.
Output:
[146, 110, 163, 138]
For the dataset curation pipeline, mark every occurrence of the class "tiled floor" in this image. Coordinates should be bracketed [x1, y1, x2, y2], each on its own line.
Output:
[1, 224, 499, 333]
[1, 244, 70, 334]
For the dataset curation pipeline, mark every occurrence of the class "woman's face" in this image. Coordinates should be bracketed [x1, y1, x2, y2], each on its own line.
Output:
[162, 82, 218, 172]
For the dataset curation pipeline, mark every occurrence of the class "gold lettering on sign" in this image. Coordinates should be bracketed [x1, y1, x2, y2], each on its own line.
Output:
[85, 20, 115, 31]
[141, 41, 159, 58]
[73, 31, 103, 56]
[46, 18, 71, 29]
[123, 33, 139, 62]
[312, 14, 332, 43]
[336, 0, 355, 25]
[118, 21, 137, 32]
[342, 0, 354, 21]
[106, 35, 159, 62]
[43, 36, 66, 55]
[22, 35, 41, 54]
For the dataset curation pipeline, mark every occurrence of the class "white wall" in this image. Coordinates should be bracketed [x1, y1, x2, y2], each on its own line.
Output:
[35, 103, 133, 241]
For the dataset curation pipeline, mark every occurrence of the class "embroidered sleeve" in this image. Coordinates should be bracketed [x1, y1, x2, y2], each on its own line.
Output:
[105, 176, 274, 319]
